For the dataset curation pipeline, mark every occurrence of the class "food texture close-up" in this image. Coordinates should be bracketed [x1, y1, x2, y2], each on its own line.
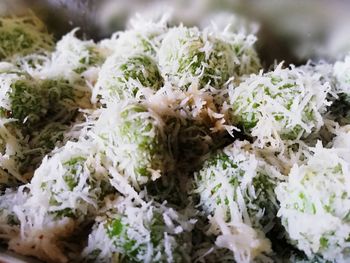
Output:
[1, 0, 350, 262]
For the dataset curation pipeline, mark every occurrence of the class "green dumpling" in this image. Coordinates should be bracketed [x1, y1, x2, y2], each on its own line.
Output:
[158, 26, 260, 90]
[276, 142, 350, 262]
[94, 103, 170, 189]
[194, 141, 283, 262]
[228, 64, 331, 148]
[94, 54, 163, 103]
[82, 201, 194, 263]
[6, 140, 115, 263]
[0, 14, 53, 60]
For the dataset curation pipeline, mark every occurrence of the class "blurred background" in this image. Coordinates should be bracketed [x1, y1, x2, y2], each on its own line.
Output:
[1, 0, 350, 67]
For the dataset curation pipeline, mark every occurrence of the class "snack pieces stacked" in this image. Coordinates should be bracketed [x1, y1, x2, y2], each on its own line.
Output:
[0, 10, 350, 263]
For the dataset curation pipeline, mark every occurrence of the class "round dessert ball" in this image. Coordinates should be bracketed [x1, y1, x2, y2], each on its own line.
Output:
[194, 140, 281, 232]
[94, 53, 163, 103]
[94, 103, 169, 188]
[229, 64, 331, 146]
[193, 141, 283, 262]
[83, 202, 194, 262]
[276, 142, 350, 262]
[0, 14, 53, 60]
[158, 26, 260, 90]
